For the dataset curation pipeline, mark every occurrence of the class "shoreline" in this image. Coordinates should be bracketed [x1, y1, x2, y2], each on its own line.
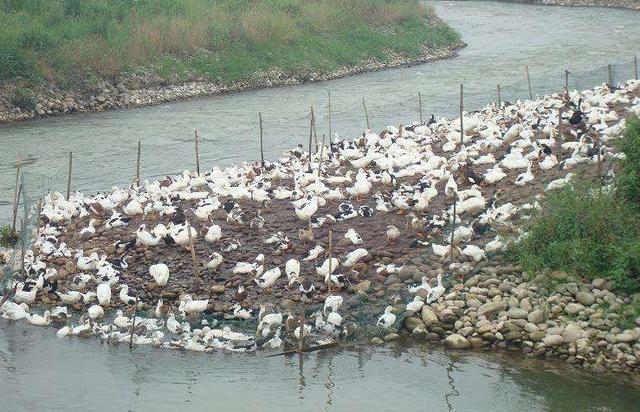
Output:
[0, 43, 464, 124]
[452, 0, 640, 10]
[2, 80, 639, 376]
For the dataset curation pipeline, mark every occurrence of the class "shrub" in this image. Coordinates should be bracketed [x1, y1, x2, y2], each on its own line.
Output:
[0, 225, 18, 248]
[10, 87, 38, 111]
[617, 116, 640, 207]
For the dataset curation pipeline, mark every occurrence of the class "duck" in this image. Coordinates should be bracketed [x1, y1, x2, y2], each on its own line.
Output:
[377, 306, 396, 329]
[96, 283, 111, 306]
[426, 274, 446, 304]
[298, 227, 314, 244]
[179, 295, 209, 315]
[206, 252, 224, 271]
[539, 154, 558, 171]
[123, 199, 144, 216]
[205, 224, 222, 243]
[344, 228, 363, 245]
[461, 244, 486, 262]
[80, 218, 97, 239]
[445, 175, 458, 197]
[342, 248, 369, 267]
[323, 295, 343, 315]
[406, 296, 425, 313]
[302, 245, 324, 261]
[484, 165, 507, 184]
[254, 267, 282, 289]
[56, 290, 83, 304]
[515, 161, 534, 186]
[113, 310, 132, 329]
[136, 224, 161, 247]
[87, 304, 104, 319]
[233, 254, 264, 276]
[118, 284, 137, 305]
[250, 211, 265, 230]
[285, 259, 301, 284]
[231, 304, 253, 320]
[13, 282, 37, 304]
[150, 263, 170, 286]
[408, 276, 433, 294]
[295, 197, 319, 221]
[299, 278, 315, 302]
[386, 225, 400, 244]
[316, 257, 340, 278]
[28, 310, 51, 326]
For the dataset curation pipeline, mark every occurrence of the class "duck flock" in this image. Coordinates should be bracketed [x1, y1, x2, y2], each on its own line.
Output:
[2, 80, 639, 353]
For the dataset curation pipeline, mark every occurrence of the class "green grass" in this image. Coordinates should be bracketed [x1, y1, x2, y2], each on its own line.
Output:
[0, 224, 18, 248]
[508, 116, 640, 294]
[0, 0, 460, 88]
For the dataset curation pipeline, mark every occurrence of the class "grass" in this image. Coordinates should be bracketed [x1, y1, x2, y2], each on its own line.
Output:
[508, 116, 640, 294]
[0, 224, 18, 248]
[0, 0, 460, 88]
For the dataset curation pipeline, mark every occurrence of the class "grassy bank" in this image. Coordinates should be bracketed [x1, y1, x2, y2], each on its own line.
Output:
[0, 0, 460, 89]
[509, 116, 640, 294]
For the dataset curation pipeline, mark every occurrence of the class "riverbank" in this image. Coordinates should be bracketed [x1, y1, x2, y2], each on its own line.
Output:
[0, 43, 463, 124]
[455, 0, 640, 10]
[0, 0, 462, 124]
[2, 79, 640, 377]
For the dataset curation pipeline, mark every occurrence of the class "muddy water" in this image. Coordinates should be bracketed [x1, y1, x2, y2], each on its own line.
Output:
[1, 1, 639, 221]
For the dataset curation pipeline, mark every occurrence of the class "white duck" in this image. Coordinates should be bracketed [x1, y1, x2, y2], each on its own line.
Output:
[344, 228, 363, 245]
[28, 310, 51, 326]
[285, 259, 301, 285]
[97, 283, 111, 306]
[515, 161, 534, 186]
[118, 284, 137, 305]
[254, 267, 282, 289]
[406, 296, 425, 313]
[426, 274, 446, 304]
[342, 248, 369, 267]
[179, 295, 209, 315]
[377, 306, 396, 329]
[206, 252, 224, 271]
[149, 263, 170, 286]
[88, 304, 104, 319]
[205, 224, 222, 243]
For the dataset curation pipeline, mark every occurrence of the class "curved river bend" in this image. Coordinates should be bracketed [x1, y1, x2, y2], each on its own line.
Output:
[1, 2, 640, 410]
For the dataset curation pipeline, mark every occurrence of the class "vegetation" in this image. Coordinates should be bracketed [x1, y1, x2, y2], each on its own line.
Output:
[0, 224, 18, 248]
[0, 0, 460, 87]
[10, 87, 37, 111]
[509, 116, 640, 293]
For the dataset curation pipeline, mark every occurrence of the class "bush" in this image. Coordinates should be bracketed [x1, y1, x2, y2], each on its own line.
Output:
[10, 87, 38, 111]
[0, 225, 18, 248]
[617, 116, 640, 207]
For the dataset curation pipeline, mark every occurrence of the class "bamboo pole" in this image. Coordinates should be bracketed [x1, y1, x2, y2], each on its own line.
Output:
[35, 200, 42, 234]
[186, 221, 199, 277]
[299, 303, 306, 352]
[497, 84, 501, 109]
[327, 91, 332, 143]
[136, 140, 141, 183]
[311, 106, 318, 152]
[564, 70, 569, 97]
[317, 135, 326, 177]
[11, 156, 21, 232]
[525, 65, 533, 99]
[596, 133, 602, 180]
[558, 107, 564, 151]
[634, 55, 638, 80]
[194, 130, 201, 174]
[20, 218, 25, 274]
[459, 84, 464, 145]
[66, 151, 73, 200]
[129, 297, 138, 350]
[418, 91, 423, 124]
[362, 97, 370, 130]
[608, 64, 613, 88]
[307, 108, 314, 173]
[259, 113, 265, 169]
[449, 200, 457, 268]
[327, 229, 333, 294]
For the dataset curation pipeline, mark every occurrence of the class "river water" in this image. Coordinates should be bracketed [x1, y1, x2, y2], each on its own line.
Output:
[2, 2, 640, 410]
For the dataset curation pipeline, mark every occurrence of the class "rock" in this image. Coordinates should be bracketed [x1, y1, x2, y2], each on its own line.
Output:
[576, 291, 595, 306]
[371, 337, 384, 345]
[564, 303, 584, 315]
[444, 334, 471, 349]
[421, 306, 439, 325]
[529, 331, 546, 342]
[592, 278, 615, 291]
[562, 323, 583, 343]
[477, 301, 507, 318]
[528, 309, 545, 324]
[499, 282, 515, 293]
[383, 333, 399, 342]
[404, 316, 425, 331]
[542, 334, 564, 347]
[353, 280, 371, 293]
[615, 332, 636, 343]
[397, 266, 418, 281]
[438, 308, 457, 324]
[210, 285, 225, 294]
[508, 307, 529, 320]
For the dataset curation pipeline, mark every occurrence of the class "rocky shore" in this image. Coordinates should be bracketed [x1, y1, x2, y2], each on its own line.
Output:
[0, 44, 463, 124]
[457, 0, 640, 10]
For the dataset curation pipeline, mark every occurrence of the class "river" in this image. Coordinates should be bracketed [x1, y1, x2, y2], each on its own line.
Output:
[2, 2, 640, 410]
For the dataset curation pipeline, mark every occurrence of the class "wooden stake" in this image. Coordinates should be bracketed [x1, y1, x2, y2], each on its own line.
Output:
[311, 107, 318, 152]
[525, 65, 533, 99]
[558, 108, 564, 149]
[12, 184, 22, 236]
[194, 130, 201, 174]
[634, 55, 638, 80]
[186, 221, 199, 277]
[307, 108, 314, 173]
[459, 84, 464, 145]
[136, 140, 141, 183]
[129, 298, 138, 350]
[449, 200, 457, 268]
[497, 84, 501, 109]
[608, 64, 613, 88]
[596, 133, 602, 180]
[317, 134, 326, 177]
[66, 151, 73, 200]
[35, 200, 42, 234]
[362, 97, 370, 130]
[299, 303, 306, 352]
[564, 70, 569, 97]
[11, 156, 21, 232]
[418, 91, 423, 124]
[259, 113, 265, 169]
[327, 230, 333, 294]
[327, 91, 332, 143]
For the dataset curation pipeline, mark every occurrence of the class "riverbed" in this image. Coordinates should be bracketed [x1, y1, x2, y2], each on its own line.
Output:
[1, 322, 639, 411]
[1, 1, 639, 222]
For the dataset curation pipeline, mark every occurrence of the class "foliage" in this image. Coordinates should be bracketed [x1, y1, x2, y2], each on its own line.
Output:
[616, 116, 640, 207]
[0, 225, 18, 248]
[0, 0, 460, 85]
[10, 87, 37, 111]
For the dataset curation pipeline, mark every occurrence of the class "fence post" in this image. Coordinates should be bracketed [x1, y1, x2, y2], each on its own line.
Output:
[136, 140, 141, 183]
[497, 84, 501, 109]
[449, 199, 457, 268]
[525, 65, 533, 99]
[11, 156, 21, 232]
[608, 64, 613, 88]
[418, 91, 423, 124]
[327, 91, 332, 143]
[564, 70, 569, 97]
[194, 130, 200, 174]
[634, 55, 638, 80]
[459, 84, 464, 145]
[66, 151, 73, 200]
[307, 108, 314, 173]
[258, 113, 264, 169]
[362, 97, 370, 130]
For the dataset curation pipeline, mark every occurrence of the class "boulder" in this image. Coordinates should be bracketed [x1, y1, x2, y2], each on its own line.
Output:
[421, 306, 439, 325]
[528, 309, 545, 324]
[575, 291, 595, 306]
[477, 301, 507, 318]
[444, 334, 471, 349]
[562, 323, 583, 343]
[564, 303, 584, 315]
[508, 307, 529, 320]
[542, 334, 564, 347]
